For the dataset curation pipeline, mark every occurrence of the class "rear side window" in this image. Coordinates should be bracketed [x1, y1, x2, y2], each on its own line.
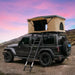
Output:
[43, 36, 55, 44]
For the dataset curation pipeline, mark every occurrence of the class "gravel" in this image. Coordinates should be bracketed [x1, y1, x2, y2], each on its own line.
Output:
[0, 46, 75, 75]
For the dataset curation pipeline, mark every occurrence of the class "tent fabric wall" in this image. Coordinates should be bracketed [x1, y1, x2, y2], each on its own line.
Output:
[28, 16, 65, 33]
[47, 17, 65, 32]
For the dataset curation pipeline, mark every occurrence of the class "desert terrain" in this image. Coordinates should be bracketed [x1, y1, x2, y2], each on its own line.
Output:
[0, 46, 75, 75]
[0, 29, 75, 75]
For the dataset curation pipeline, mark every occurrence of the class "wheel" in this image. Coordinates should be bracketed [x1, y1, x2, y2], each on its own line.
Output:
[39, 52, 52, 67]
[55, 58, 65, 64]
[4, 51, 14, 62]
[63, 41, 71, 56]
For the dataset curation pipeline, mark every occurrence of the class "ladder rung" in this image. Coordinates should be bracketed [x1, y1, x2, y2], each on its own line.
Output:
[29, 54, 34, 57]
[35, 41, 39, 42]
[28, 58, 34, 62]
[28, 57, 34, 59]
[29, 56, 34, 58]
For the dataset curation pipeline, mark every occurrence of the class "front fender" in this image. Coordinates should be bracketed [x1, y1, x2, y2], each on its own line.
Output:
[4, 48, 16, 55]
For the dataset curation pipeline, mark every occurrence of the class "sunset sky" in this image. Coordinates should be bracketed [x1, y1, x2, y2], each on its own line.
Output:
[0, 0, 75, 43]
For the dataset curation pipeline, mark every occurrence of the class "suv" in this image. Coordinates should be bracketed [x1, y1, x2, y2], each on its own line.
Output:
[3, 32, 71, 66]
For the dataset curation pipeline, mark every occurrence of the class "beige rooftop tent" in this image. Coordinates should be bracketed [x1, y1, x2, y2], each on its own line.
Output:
[28, 15, 66, 33]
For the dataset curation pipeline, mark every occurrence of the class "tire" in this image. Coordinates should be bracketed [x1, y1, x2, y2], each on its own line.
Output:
[4, 51, 14, 62]
[55, 58, 65, 64]
[63, 41, 71, 56]
[39, 52, 52, 67]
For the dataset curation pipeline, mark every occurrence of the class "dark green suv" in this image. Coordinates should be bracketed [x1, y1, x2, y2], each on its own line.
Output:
[3, 32, 71, 66]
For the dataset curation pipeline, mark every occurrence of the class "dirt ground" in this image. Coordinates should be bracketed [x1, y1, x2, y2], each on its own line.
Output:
[0, 46, 75, 75]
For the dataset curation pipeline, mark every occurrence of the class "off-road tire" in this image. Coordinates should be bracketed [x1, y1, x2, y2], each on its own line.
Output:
[39, 52, 52, 67]
[63, 41, 71, 56]
[4, 51, 14, 62]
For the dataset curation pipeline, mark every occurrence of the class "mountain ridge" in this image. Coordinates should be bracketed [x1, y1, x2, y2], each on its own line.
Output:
[0, 29, 75, 46]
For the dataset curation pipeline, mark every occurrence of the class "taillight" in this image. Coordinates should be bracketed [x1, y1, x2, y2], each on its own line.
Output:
[57, 47, 60, 52]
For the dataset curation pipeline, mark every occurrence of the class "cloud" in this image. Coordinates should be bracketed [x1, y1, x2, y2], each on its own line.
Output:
[0, 12, 27, 23]
[65, 19, 75, 30]
[0, 22, 28, 31]
[0, 0, 75, 43]
[34, 2, 53, 10]
[34, 1, 75, 19]
[0, 24, 28, 43]
[1, 0, 75, 21]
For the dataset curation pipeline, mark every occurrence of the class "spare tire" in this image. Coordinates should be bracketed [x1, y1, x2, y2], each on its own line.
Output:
[62, 41, 71, 56]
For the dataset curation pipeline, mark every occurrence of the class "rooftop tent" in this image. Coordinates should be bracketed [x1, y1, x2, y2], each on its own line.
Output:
[28, 15, 66, 33]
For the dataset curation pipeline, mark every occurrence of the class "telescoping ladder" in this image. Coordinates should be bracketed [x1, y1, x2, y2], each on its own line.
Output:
[23, 34, 43, 72]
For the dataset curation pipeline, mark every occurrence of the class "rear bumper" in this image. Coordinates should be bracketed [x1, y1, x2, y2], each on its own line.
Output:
[54, 55, 67, 60]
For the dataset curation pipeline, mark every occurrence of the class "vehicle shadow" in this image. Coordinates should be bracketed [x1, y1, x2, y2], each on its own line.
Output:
[12, 59, 65, 67]
[13, 59, 41, 66]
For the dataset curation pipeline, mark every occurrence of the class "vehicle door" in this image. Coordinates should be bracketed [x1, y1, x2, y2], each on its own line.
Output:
[16, 37, 30, 57]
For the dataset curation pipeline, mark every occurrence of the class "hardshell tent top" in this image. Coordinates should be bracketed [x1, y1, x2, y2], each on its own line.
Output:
[28, 15, 66, 33]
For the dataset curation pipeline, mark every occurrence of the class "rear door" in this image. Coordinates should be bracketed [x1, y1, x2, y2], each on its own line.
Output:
[42, 34, 58, 55]
[58, 35, 68, 54]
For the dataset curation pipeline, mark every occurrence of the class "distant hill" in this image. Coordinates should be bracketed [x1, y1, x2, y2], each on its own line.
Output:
[66, 29, 75, 45]
[0, 29, 75, 47]
[0, 35, 25, 47]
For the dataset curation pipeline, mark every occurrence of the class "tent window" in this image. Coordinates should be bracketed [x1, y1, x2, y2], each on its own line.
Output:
[33, 20, 47, 31]
[45, 24, 48, 30]
[60, 22, 64, 30]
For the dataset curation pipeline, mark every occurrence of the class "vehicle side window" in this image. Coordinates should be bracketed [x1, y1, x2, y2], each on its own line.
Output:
[43, 36, 55, 44]
[19, 37, 29, 45]
[23, 37, 29, 44]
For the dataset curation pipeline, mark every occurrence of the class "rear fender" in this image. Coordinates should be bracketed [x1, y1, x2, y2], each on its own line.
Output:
[38, 48, 54, 58]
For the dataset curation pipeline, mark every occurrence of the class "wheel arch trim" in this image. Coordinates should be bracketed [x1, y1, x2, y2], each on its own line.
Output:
[38, 48, 54, 57]
[4, 48, 16, 55]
